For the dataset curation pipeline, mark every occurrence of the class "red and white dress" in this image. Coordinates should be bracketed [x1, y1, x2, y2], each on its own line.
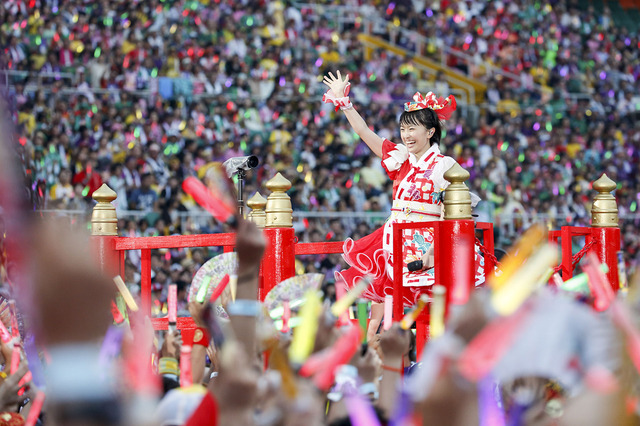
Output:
[336, 139, 484, 306]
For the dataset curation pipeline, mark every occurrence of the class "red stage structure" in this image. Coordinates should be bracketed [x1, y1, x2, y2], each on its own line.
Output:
[90, 168, 621, 356]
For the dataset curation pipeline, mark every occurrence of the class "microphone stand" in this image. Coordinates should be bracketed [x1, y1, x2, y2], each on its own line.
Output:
[237, 167, 245, 218]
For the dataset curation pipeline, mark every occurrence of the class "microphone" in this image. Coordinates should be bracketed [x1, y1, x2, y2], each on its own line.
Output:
[223, 155, 259, 178]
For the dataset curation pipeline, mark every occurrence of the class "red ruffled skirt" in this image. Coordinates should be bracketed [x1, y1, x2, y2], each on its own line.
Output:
[335, 227, 428, 307]
[335, 227, 486, 307]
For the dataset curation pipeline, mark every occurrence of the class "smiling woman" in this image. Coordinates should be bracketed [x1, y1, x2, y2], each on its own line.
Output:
[322, 70, 479, 340]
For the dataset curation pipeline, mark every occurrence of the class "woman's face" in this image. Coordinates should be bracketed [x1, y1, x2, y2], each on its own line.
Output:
[400, 123, 433, 158]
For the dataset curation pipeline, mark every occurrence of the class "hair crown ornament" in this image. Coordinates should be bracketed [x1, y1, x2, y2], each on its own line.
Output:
[404, 92, 457, 121]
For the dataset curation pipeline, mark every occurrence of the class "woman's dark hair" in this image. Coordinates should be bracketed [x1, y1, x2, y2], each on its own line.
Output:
[399, 108, 442, 146]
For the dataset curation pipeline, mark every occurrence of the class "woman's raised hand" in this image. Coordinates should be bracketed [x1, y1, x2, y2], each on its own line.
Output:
[323, 71, 350, 98]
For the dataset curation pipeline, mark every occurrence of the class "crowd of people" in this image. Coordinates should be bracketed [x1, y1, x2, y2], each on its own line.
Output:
[0, 0, 640, 423]
[2, 0, 640, 282]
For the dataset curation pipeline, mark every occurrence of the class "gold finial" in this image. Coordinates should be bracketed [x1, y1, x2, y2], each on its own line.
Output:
[443, 163, 472, 220]
[247, 192, 268, 229]
[91, 184, 118, 236]
[265, 173, 293, 228]
[591, 173, 618, 228]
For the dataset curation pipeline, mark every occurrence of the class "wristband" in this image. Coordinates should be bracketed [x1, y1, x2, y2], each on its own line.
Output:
[226, 299, 261, 317]
[339, 102, 353, 111]
[158, 357, 179, 376]
[382, 364, 404, 374]
[192, 327, 211, 347]
[358, 382, 379, 399]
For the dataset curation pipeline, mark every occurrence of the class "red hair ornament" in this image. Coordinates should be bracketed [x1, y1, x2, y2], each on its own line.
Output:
[404, 92, 457, 121]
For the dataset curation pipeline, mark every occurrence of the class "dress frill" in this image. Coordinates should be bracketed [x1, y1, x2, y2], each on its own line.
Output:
[334, 227, 426, 307]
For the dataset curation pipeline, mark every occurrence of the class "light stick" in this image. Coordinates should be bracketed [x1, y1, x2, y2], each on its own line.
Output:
[344, 388, 382, 426]
[618, 251, 628, 292]
[458, 302, 536, 381]
[289, 290, 322, 364]
[180, 345, 192, 388]
[281, 301, 291, 333]
[383, 295, 393, 331]
[331, 277, 371, 318]
[270, 345, 298, 398]
[168, 284, 177, 332]
[551, 273, 564, 288]
[0, 318, 11, 343]
[209, 274, 230, 302]
[196, 276, 213, 304]
[489, 225, 546, 290]
[229, 274, 237, 302]
[478, 376, 506, 426]
[560, 264, 608, 293]
[182, 175, 236, 227]
[428, 287, 446, 338]
[113, 275, 139, 311]
[24, 391, 45, 426]
[583, 253, 615, 312]
[401, 294, 430, 330]
[313, 325, 362, 391]
[110, 300, 125, 324]
[490, 245, 558, 316]
[357, 300, 368, 343]
[10, 343, 20, 374]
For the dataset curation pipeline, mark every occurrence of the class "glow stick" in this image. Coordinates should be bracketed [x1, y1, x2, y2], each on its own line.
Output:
[273, 316, 302, 331]
[357, 300, 368, 343]
[389, 389, 412, 426]
[560, 264, 609, 293]
[618, 251, 628, 291]
[10, 343, 20, 374]
[182, 176, 236, 226]
[583, 253, 615, 312]
[401, 294, 430, 330]
[344, 389, 382, 426]
[478, 376, 506, 426]
[331, 277, 371, 317]
[17, 371, 32, 396]
[551, 273, 564, 288]
[281, 301, 291, 333]
[489, 225, 546, 290]
[113, 275, 139, 311]
[209, 274, 230, 302]
[383, 295, 393, 331]
[0, 318, 12, 343]
[168, 284, 177, 332]
[9, 303, 19, 338]
[270, 345, 298, 398]
[428, 287, 446, 338]
[539, 267, 554, 286]
[334, 277, 350, 325]
[289, 290, 322, 364]
[115, 294, 129, 325]
[24, 391, 45, 426]
[270, 298, 306, 319]
[458, 302, 536, 381]
[313, 325, 362, 391]
[490, 245, 558, 316]
[229, 274, 237, 302]
[23, 336, 45, 387]
[111, 300, 125, 324]
[299, 349, 331, 377]
[180, 345, 192, 387]
[196, 276, 212, 303]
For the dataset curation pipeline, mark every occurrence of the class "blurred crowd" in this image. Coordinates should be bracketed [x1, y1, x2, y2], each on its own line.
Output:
[2, 0, 640, 282]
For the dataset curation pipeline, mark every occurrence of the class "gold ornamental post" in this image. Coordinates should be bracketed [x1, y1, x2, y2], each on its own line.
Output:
[591, 173, 619, 228]
[443, 163, 472, 220]
[264, 173, 293, 228]
[91, 184, 118, 236]
[247, 192, 268, 229]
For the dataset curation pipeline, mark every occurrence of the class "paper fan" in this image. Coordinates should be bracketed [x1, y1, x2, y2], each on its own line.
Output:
[189, 252, 238, 303]
[264, 273, 325, 311]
